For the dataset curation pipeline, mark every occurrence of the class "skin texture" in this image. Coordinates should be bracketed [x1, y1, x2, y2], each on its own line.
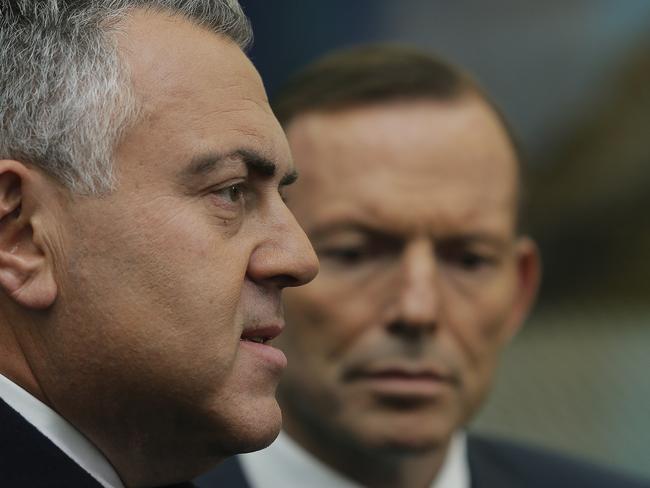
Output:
[278, 97, 540, 487]
[0, 10, 318, 487]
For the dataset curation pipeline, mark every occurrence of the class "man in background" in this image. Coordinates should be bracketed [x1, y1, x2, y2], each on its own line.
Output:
[0, 1, 317, 486]
[198, 45, 649, 487]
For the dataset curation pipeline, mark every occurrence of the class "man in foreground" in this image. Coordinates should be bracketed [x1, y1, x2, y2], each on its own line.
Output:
[0, 1, 318, 486]
[198, 45, 649, 487]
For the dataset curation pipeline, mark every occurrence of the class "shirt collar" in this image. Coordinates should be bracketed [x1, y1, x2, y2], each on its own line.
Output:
[240, 430, 470, 488]
[0, 373, 124, 488]
[433, 431, 470, 488]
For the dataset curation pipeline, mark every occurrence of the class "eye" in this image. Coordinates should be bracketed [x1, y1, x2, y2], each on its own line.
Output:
[209, 182, 248, 210]
[438, 244, 497, 272]
[457, 251, 492, 270]
[213, 183, 244, 203]
[222, 184, 244, 203]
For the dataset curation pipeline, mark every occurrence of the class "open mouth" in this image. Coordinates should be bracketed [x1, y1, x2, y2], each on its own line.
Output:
[240, 335, 272, 345]
[240, 324, 283, 345]
[238, 324, 287, 370]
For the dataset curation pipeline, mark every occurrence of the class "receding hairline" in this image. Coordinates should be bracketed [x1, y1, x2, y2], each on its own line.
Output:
[316, 94, 525, 232]
[284, 93, 522, 205]
[271, 44, 527, 232]
[104, 4, 258, 165]
[102, 2, 252, 51]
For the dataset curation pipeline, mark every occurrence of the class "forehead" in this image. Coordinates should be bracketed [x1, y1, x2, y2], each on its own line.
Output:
[114, 10, 289, 179]
[285, 98, 519, 237]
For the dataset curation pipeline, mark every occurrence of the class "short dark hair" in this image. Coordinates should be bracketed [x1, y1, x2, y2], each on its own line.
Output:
[272, 43, 527, 230]
[272, 44, 473, 125]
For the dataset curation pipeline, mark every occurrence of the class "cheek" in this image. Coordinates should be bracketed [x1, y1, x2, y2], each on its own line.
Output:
[282, 275, 387, 360]
[445, 273, 518, 368]
[63, 206, 248, 359]
[282, 286, 343, 361]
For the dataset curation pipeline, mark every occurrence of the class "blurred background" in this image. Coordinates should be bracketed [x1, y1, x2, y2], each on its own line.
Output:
[239, 0, 650, 479]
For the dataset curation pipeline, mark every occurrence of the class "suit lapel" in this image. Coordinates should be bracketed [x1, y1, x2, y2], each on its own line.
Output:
[0, 396, 103, 486]
[194, 456, 251, 487]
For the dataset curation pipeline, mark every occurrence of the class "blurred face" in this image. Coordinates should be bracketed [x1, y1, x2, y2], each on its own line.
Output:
[30, 11, 318, 482]
[279, 98, 539, 455]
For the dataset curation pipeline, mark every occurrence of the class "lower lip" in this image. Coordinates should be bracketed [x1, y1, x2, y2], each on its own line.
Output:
[354, 376, 452, 398]
[239, 340, 287, 371]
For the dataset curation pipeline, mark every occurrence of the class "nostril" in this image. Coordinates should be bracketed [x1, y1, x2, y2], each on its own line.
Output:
[272, 274, 301, 289]
[388, 319, 437, 339]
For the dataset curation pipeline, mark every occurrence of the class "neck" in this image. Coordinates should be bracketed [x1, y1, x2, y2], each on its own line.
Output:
[1, 316, 200, 487]
[65, 396, 227, 487]
[284, 420, 451, 488]
[0, 316, 48, 404]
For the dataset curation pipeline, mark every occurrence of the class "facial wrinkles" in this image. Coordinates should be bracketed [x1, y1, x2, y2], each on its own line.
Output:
[293, 100, 517, 216]
[67, 145, 246, 335]
[300, 226, 511, 380]
[149, 99, 277, 168]
[322, 266, 398, 360]
[305, 225, 515, 396]
[122, 15, 270, 143]
[313, 262, 437, 382]
[440, 268, 515, 373]
[332, 290, 502, 405]
[340, 340, 464, 387]
[337, 275, 461, 370]
[201, 92, 275, 131]
[287, 101, 520, 374]
[296, 169, 512, 248]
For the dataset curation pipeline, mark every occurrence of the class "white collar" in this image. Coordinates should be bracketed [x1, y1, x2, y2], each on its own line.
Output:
[240, 430, 470, 488]
[0, 373, 124, 488]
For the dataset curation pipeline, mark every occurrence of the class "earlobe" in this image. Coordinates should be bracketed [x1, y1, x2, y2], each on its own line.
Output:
[0, 160, 57, 310]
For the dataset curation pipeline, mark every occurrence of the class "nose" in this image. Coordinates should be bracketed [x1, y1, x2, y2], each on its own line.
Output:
[392, 237, 439, 333]
[247, 202, 319, 289]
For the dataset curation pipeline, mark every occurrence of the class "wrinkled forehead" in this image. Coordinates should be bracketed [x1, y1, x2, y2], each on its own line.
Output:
[110, 9, 290, 172]
[285, 99, 519, 235]
[290, 98, 516, 175]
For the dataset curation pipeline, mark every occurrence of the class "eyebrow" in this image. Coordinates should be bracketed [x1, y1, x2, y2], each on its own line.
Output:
[308, 222, 390, 242]
[441, 234, 511, 250]
[181, 148, 298, 186]
[309, 222, 509, 248]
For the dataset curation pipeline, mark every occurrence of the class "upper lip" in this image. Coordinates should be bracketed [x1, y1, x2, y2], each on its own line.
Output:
[344, 363, 456, 383]
[240, 323, 284, 344]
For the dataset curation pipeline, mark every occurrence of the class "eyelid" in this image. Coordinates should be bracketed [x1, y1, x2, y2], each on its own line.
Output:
[204, 176, 246, 194]
[206, 178, 250, 211]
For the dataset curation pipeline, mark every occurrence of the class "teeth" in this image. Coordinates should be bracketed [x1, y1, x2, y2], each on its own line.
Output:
[247, 337, 266, 344]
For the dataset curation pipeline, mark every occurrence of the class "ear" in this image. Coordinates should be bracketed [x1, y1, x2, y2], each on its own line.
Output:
[0, 160, 57, 309]
[502, 236, 541, 342]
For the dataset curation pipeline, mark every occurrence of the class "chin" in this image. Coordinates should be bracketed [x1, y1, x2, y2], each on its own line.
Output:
[237, 421, 282, 454]
[380, 434, 447, 455]
[351, 427, 444, 456]
[217, 399, 283, 456]
[353, 412, 456, 456]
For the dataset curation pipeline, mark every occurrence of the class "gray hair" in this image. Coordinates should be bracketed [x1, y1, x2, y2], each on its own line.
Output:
[0, 0, 252, 194]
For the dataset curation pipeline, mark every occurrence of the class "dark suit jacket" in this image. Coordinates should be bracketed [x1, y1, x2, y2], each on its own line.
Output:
[195, 434, 650, 488]
[0, 396, 199, 488]
[0, 396, 102, 487]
